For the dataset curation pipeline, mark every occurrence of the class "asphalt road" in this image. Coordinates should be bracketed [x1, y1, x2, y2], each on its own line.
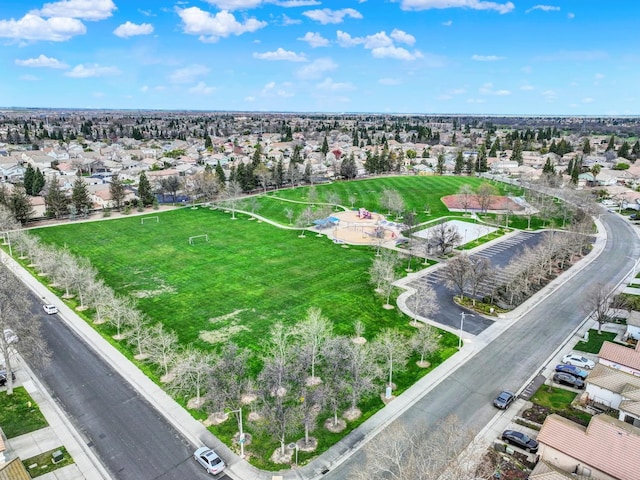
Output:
[34, 301, 214, 480]
[324, 211, 640, 478]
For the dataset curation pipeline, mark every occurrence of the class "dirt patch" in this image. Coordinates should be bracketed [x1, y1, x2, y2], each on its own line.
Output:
[441, 194, 525, 212]
[324, 417, 346, 433]
[343, 407, 361, 421]
[209, 309, 247, 323]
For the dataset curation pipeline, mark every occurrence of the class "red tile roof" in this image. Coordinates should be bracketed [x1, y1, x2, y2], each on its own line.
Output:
[599, 341, 640, 372]
[537, 414, 640, 480]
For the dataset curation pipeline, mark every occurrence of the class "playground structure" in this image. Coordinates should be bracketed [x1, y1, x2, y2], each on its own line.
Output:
[323, 209, 404, 247]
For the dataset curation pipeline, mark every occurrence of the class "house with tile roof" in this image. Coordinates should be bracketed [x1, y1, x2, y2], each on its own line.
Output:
[585, 362, 640, 427]
[529, 460, 591, 480]
[599, 340, 640, 376]
[621, 312, 640, 344]
[537, 413, 640, 480]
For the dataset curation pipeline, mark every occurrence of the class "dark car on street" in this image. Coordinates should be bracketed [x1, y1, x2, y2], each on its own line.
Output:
[553, 372, 585, 389]
[501, 430, 538, 453]
[0, 370, 16, 386]
[555, 364, 588, 379]
[493, 390, 516, 409]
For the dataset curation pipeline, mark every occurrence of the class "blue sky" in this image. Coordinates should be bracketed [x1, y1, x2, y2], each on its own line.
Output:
[1, 0, 638, 115]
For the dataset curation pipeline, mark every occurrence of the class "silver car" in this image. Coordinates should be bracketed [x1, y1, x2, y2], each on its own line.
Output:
[194, 447, 225, 475]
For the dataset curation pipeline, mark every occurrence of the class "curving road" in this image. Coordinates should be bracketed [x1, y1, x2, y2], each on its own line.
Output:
[324, 210, 640, 478]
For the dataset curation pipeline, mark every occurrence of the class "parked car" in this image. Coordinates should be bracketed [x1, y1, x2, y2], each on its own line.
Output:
[493, 390, 516, 409]
[3, 328, 18, 345]
[501, 430, 539, 453]
[194, 447, 225, 475]
[555, 364, 588, 379]
[43, 304, 58, 315]
[0, 370, 16, 386]
[553, 372, 585, 389]
[561, 353, 595, 369]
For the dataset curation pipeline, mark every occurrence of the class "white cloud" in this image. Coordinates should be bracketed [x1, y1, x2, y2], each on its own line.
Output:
[15, 54, 68, 68]
[390, 29, 415, 46]
[298, 31, 329, 47]
[582, 97, 594, 104]
[467, 98, 486, 103]
[141, 85, 149, 93]
[65, 64, 120, 78]
[113, 21, 154, 38]
[0, 14, 86, 42]
[178, 7, 266, 42]
[169, 64, 210, 84]
[253, 48, 307, 61]
[316, 77, 355, 91]
[525, 5, 560, 13]
[37, 0, 117, 21]
[275, 0, 321, 6]
[363, 31, 395, 49]
[303, 8, 363, 24]
[281, 15, 301, 25]
[371, 46, 422, 61]
[520, 84, 534, 91]
[594, 73, 605, 80]
[398, 0, 514, 14]
[442, 20, 452, 26]
[189, 81, 216, 95]
[261, 81, 295, 97]
[479, 82, 510, 95]
[567, 12, 575, 19]
[336, 30, 362, 47]
[541, 89, 556, 101]
[378, 78, 402, 85]
[202, 0, 264, 10]
[296, 57, 337, 79]
[471, 54, 503, 61]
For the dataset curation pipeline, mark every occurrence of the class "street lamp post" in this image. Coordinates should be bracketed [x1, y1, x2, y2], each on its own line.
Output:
[458, 312, 474, 349]
[227, 408, 245, 458]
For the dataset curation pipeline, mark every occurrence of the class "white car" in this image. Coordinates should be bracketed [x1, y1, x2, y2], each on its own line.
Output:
[3, 328, 18, 344]
[194, 447, 225, 475]
[562, 353, 595, 369]
[43, 304, 58, 315]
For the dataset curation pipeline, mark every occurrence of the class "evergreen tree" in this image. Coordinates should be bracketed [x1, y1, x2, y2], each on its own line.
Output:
[45, 176, 69, 218]
[8, 184, 34, 224]
[252, 143, 263, 167]
[542, 157, 556, 175]
[476, 144, 488, 172]
[274, 159, 284, 188]
[109, 174, 126, 211]
[291, 144, 302, 164]
[71, 176, 93, 216]
[606, 135, 615, 152]
[465, 155, 475, 175]
[632, 141, 640, 159]
[571, 156, 581, 184]
[32, 168, 45, 196]
[204, 135, 213, 149]
[489, 138, 499, 157]
[582, 138, 591, 154]
[23, 164, 35, 195]
[138, 171, 155, 207]
[510, 138, 523, 165]
[303, 161, 312, 183]
[454, 150, 464, 175]
[215, 161, 226, 186]
[340, 153, 358, 179]
[321, 136, 329, 156]
[422, 147, 429, 158]
[618, 141, 631, 160]
[436, 152, 446, 175]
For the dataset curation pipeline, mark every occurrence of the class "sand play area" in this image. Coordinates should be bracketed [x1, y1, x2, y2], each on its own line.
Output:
[318, 209, 406, 246]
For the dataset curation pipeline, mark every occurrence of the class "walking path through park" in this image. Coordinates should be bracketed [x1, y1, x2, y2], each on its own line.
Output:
[0, 210, 612, 480]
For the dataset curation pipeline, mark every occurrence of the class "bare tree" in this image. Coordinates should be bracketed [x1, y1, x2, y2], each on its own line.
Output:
[124, 309, 150, 359]
[294, 307, 333, 383]
[475, 182, 497, 214]
[0, 262, 50, 395]
[207, 342, 251, 413]
[326, 192, 341, 211]
[343, 340, 381, 413]
[168, 346, 214, 407]
[321, 336, 351, 429]
[295, 205, 314, 237]
[457, 184, 474, 214]
[222, 180, 243, 219]
[284, 207, 294, 225]
[443, 253, 473, 301]
[374, 328, 409, 395]
[86, 279, 115, 324]
[106, 295, 136, 339]
[297, 381, 325, 447]
[408, 283, 439, 327]
[431, 223, 462, 256]
[369, 250, 399, 296]
[254, 164, 271, 193]
[410, 325, 440, 367]
[143, 323, 179, 377]
[584, 282, 616, 333]
[468, 257, 494, 300]
[187, 171, 219, 203]
[353, 415, 491, 480]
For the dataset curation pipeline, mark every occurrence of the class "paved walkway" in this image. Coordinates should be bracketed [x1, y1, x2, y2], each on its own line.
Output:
[0, 215, 616, 480]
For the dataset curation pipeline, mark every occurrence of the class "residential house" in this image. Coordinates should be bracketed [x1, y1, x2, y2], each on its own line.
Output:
[585, 362, 640, 426]
[598, 339, 640, 376]
[625, 312, 640, 342]
[529, 460, 591, 480]
[537, 413, 640, 480]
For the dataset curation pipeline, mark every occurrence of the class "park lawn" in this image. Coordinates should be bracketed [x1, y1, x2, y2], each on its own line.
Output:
[31, 207, 413, 356]
[0, 387, 48, 438]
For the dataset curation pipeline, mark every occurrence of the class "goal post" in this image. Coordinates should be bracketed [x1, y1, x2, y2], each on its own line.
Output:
[188, 234, 209, 245]
[141, 216, 159, 225]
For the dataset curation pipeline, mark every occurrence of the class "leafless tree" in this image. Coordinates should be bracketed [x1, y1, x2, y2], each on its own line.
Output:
[105, 295, 136, 339]
[254, 164, 271, 193]
[68, 257, 98, 308]
[475, 182, 497, 214]
[583, 282, 617, 332]
[298, 381, 325, 447]
[284, 207, 294, 225]
[168, 346, 214, 407]
[85, 279, 115, 324]
[373, 328, 409, 394]
[326, 192, 341, 211]
[222, 180, 243, 219]
[443, 253, 473, 301]
[408, 283, 439, 327]
[0, 261, 50, 395]
[256, 323, 303, 455]
[431, 222, 462, 256]
[468, 257, 494, 300]
[410, 325, 440, 367]
[124, 309, 150, 358]
[343, 339, 381, 412]
[187, 171, 219, 203]
[369, 251, 399, 307]
[207, 342, 252, 414]
[457, 184, 474, 214]
[321, 336, 351, 428]
[353, 415, 491, 480]
[143, 323, 179, 377]
[294, 307, 333, 382]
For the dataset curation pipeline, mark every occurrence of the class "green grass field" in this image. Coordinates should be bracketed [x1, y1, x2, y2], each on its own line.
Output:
[0, 387, 48, 438]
